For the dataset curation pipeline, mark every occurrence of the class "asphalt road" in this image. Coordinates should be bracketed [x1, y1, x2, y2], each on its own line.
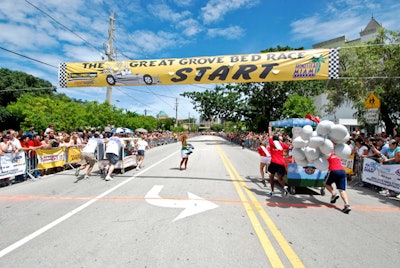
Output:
[0, 135, 399, 268]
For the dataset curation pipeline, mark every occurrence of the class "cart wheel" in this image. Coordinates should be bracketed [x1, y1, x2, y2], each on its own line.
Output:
[121, 169, 125, 174]
[320, 189, 326, 196]
[289, 186, 296, 195]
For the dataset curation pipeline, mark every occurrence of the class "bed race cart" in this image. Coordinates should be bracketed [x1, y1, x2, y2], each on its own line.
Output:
[97, 137, 139, 174]
[270, 118, 327, 195]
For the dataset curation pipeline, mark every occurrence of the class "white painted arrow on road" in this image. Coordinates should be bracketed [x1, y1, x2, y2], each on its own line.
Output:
[145, 185, 219, 221]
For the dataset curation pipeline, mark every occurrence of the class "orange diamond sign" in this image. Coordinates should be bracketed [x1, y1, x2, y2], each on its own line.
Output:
[365, 93, 381, 109]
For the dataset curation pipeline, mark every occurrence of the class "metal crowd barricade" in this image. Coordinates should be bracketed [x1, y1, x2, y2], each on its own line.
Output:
[25, 150, 40, 180]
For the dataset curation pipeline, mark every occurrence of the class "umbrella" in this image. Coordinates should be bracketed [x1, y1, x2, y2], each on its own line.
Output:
[111, 127, 134, 134]
[135, 128, 148, 133]
[110, 127, 124, 134]
[122, 127, 134, 134]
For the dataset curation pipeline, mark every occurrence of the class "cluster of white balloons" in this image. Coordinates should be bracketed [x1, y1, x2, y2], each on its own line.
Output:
[291, 120, 352, 171]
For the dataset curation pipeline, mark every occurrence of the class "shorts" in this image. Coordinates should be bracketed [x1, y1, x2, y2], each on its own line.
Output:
[268, 162, 286, 176]
[325, 170, 347, 190]
[106, 153, 119, 165]
[181, 150, 189, 158]
[260, 156, 271, 164]
[82, 152, 96, 166]
[137, 150, 145, 156]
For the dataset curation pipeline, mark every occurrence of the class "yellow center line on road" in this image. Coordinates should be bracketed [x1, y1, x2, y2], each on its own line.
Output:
[216, 143, 305, 268]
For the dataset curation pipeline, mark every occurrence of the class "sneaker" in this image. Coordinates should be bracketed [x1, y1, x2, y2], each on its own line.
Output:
[136, 166, 140, 171]
[261, 179, 266, 187]
[281, 186, 289, 198]
[267, 191, 274, 197]
[330, 194, 339, 204]
[74, 168, 80, 176]
[342, 205, 351, 214]
[84, 175, 90, 180]
[105, 175, 113, 181]
[379, 189, 388, 195]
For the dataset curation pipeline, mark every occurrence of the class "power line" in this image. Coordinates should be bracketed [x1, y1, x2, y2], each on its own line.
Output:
[0, 46, 58, 69]
[24, 0, 103, 55]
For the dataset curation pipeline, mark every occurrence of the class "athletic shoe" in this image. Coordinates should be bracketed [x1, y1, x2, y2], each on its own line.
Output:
[268, 191, 274, 197]
[379, 189, 389, 195]
[282, 186, 289, 198]
[261, 180, 266, 187]
[330, 194, 339, 204]
[84, 175, 89, 180]
[136, 166, 140, 171]
[74, 168, 80, 176]
[105, 175, 113, 181]
[342, 205, 351, 214]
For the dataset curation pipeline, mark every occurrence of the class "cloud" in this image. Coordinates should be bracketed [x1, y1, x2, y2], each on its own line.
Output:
[207, 26, 245, 40]
[290, 0, 400, 44]
[201, 0, 259, 24]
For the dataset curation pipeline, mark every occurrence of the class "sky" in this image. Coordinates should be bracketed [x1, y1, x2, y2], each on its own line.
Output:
[1, 0, 399, 122]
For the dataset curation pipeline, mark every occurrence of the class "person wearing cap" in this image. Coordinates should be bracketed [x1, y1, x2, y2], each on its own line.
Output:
[368, 137, 389, 162]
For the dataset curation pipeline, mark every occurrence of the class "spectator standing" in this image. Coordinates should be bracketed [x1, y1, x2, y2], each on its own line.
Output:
[104, 132, 124, 181]
[324, 152, 351, 214]
[44, 124, 54, 136]
[136, 136, 150, 171]
[257, 140, 271, 186]
[267, 126, 290, 197]
[9, 130, 24, 182]
[28, 134, 43, 178]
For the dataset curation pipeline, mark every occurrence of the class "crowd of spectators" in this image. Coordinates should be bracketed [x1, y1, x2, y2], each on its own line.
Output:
[0, 125, 177, 187]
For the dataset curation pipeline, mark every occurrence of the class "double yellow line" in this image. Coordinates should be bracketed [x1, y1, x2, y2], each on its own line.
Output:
[216, 143, 305, 268]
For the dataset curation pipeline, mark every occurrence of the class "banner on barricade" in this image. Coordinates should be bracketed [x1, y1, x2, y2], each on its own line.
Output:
[0, 152, 26, 179]
[362, 158, 400, 192]
[342, 154, 355, 175]
[67, 147, 83, 164]
[36, 148, 66, 169]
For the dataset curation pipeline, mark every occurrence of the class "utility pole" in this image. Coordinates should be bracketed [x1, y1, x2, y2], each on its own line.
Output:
[174, 98, 178, 127]
[105, 12, 115, 103]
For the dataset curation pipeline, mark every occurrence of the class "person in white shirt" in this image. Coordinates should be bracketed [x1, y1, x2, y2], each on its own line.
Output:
[74, 133, 105, 180]
[104, 132, 124, 181]
[136, 136, 150, 170]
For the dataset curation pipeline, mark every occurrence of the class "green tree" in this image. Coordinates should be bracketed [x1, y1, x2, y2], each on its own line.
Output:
[282, 93, 317, 118]
[324, 28, 400, 132]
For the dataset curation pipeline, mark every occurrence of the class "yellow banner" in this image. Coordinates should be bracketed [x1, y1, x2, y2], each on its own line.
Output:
[341, 154, 355, 175]
[36, 148, 66, 169]
[67, 147, 83, 163]
[59, 48, 339, 88]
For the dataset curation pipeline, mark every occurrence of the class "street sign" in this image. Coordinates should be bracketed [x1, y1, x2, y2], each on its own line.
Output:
[365, 93, 381, 109]
[365, 108, 379, 124]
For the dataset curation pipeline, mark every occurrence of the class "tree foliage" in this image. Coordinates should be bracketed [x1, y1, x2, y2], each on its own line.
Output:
[325, 28, 400, 132]
[0, 68, 164, 133]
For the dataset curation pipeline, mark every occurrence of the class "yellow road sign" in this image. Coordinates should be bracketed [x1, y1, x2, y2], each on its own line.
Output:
[365, 93, 381, 109]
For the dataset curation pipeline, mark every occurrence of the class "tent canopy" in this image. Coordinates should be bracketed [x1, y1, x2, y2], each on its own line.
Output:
[270, 118, 317, 128]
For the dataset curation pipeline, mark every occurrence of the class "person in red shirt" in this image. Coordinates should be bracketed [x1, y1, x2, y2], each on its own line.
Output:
[257, 140, 271, 186]
[27, 134, 43, 178]
[267, 126, 291, 197]
[324, 153, 351, 214]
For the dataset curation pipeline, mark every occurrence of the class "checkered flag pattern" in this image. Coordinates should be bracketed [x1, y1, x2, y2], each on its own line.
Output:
[328, 48, 339, 79]
[58, 63, 67, 88]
